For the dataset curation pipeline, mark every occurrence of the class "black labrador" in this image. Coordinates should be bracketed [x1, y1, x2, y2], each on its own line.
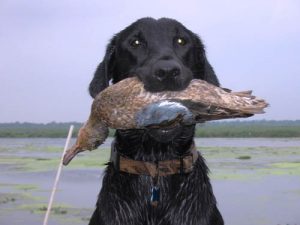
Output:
[88, 17, 224, 225]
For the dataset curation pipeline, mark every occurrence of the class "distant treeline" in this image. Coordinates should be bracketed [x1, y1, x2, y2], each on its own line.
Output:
[0, 120, 300, 138]
[0, 122, 83, 138]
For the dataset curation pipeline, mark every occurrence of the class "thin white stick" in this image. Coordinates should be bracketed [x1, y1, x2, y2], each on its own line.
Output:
[42, 125, 74, 225]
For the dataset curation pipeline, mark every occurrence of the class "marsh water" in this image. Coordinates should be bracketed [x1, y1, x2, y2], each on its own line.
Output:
[0, 138, 300, 225]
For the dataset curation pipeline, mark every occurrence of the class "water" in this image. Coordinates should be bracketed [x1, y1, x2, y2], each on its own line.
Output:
[1, 137, 300, 148]
[0, 138, 300, 225]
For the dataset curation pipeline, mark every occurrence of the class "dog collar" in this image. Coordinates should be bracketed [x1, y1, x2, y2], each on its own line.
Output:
[109, 142, 199, 178]
[109, 142, 198, 207]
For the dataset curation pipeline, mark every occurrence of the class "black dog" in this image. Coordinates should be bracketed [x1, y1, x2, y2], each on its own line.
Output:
[88, 18, 224, 225]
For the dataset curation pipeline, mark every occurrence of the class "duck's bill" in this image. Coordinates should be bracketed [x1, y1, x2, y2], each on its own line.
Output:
[63, 144, 84, 166]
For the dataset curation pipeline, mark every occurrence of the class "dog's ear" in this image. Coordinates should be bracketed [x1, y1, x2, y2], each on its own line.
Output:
[89, 37, 116, 98]
[202, 56, 220, 86]
[192, 34, 220, 87]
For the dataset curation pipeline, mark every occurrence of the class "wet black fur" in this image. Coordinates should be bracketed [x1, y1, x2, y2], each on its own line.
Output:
[88, 18, 224, 225]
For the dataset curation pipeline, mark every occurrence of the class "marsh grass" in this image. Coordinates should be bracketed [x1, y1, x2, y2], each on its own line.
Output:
[0, 146, 111, 172]
[2, 142, 299, 178]
[15, 184, 39, 191]
[0, 194, 16, 204]
[19, 203, 70, 214]
[236, 155, 252, 160]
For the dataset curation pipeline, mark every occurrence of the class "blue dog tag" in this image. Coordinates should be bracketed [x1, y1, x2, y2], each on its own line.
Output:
[150, 186, 160, 207]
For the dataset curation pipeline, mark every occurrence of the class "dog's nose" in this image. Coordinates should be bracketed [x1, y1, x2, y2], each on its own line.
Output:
[154, 61, 181, 81]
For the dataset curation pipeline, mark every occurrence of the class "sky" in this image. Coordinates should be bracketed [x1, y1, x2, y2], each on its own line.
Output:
[0, 0, 299, 123]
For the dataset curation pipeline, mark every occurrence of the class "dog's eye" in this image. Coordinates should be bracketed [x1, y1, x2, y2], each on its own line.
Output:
[176, 38, 186, 46]
[130, 39, 142, 47]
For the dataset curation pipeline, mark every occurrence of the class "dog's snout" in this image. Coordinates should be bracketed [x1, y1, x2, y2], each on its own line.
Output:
[155, 67, 180, 81]
[154, 61, 181, 81]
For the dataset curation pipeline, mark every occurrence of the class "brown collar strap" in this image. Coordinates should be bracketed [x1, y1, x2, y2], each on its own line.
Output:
[110, 143, 199, 178]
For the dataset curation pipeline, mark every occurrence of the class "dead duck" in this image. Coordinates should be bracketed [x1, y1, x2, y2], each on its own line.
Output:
[63, 77, 268, 165]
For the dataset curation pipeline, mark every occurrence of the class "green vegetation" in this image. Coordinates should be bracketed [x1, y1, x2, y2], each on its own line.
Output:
[196, 120, 300, 137]
[236, 155, 251, 160]
[0, 194, 16, 204]
[19, 203, 70, 214]
[0, 148, 110, 172]
[14, 184, 38, 191]
[2, 141, 300, 178]
[0, 120, 300, 138]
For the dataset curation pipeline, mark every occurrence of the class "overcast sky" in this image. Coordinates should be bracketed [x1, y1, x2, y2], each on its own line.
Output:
[1, 0, 299, 123]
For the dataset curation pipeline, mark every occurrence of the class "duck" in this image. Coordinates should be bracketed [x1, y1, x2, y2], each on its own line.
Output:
[63, 77, 268, 165]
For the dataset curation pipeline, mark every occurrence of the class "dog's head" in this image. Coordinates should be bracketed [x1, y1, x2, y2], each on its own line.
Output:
[89, 17, 219, 98]
[89, 18, 220, 143]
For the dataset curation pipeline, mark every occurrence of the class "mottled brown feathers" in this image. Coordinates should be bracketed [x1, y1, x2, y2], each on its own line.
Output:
[94, 77, 268, 128]
[63, 77, 268, 165]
